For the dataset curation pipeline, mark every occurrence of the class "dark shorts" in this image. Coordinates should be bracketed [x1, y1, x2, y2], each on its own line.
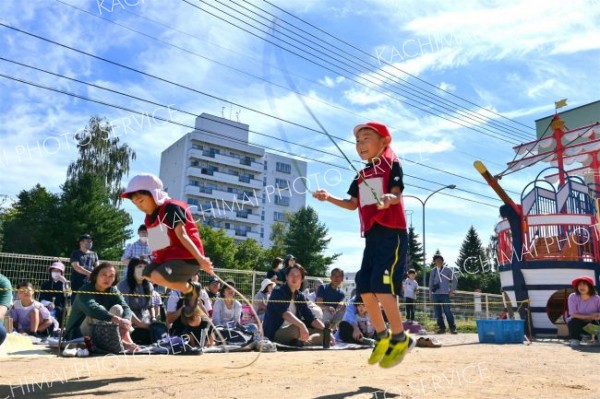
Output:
[143, 259, 199, 283]
[357, 224, 407, 296]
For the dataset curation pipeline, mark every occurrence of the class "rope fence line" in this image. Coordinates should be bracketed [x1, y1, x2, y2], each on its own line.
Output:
[0, 287, 524, 308]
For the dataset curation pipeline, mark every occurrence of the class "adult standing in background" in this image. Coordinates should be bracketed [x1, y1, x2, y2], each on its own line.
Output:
[70, 233, 99, 302]
[428, 254, 458, 334]
[121, 224, 152, 265]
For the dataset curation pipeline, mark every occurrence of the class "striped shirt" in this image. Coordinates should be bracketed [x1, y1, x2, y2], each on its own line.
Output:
[122, 240, 152, 261]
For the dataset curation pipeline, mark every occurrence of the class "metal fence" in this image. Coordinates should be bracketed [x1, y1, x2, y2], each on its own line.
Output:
[0, 252, 505, 320]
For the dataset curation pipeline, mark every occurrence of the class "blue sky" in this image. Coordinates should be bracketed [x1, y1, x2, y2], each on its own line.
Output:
[1, 0, 599, 273]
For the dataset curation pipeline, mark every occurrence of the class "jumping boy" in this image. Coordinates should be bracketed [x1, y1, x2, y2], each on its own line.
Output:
[313, 122, 415, 368]
[121, 173, 214, 317]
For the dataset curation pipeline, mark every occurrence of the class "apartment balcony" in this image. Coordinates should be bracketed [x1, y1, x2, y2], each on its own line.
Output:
[224, 229, 261, 241]
[194, 207, 261, 225]
[188, 149, 262, 173]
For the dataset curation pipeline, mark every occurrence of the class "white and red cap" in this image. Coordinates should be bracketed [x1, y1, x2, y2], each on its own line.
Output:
[353, 122, 391, 140]
[121, 173, 170, 206]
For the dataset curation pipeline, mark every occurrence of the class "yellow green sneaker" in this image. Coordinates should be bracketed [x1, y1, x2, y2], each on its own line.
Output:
[367, 331, 390, 365]
[379, 333, 416, 368]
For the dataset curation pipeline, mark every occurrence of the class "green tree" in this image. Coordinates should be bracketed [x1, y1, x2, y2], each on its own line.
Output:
[455, 226, 488, 292]
[233, 238, 266, 270]
[67, 116, 136, 205]
[260, 221, 288, 270]
[58, 174, 132, 260]
[284, 206, 340, 276]
[0, 185, 61, 255]
[198, 224, 236, 269]
[407, 226, 424, 275]
[480, 233, 501, 294]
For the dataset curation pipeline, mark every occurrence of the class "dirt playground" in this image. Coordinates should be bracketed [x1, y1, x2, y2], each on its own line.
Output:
[0, 334, 599, 399]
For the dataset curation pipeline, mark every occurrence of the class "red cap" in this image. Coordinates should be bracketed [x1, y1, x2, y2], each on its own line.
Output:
[572, 275, 595, 288]
[353, 122, 391, 140]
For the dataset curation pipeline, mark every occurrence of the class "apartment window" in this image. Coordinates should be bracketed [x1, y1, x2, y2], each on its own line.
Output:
[192, 143, 203, 150]
[276, 162, 291, 174]
[264, 161, 268, 170]
[275, 178, 289, 190]
[189, 179, 199, 186]
[275, 196, 290, 206]
[274, 211, 286, 222]
[191, 160, 199, 167]
[187, 198, 199, 206]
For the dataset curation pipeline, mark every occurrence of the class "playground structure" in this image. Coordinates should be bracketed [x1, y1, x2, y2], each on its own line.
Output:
[476, 112, 600, 336]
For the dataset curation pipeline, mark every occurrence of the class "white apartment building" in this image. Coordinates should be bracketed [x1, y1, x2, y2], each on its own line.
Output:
[159, 113, 306, 247]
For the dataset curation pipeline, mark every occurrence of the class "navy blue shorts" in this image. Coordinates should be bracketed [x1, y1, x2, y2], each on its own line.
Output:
[357, 224, 407, 296]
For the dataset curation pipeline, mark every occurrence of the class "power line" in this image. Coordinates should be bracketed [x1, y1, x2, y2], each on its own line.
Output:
[230, 0, 534, 141]
[87, 0, 507, 167]
[181, 0, 522, 145]
[0, 22, 514, 192]
[263, 0, 535, 133]
[0, 71, 500, 209]
[0, 56, 506, 201]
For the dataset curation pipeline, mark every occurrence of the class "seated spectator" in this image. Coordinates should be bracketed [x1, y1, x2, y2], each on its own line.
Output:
[212, 280, 242, 327]
[166, 272, 212, 347]
[0, 273, 12, 347]
[316, 268, 346, 328]
[63, 262, 137, 351]
[204, 276, 220, 315]
[336, 295, 375, 344]
[308, 279, 323, 302]
[254, 278, 275, 322]
[266, 257, 285, 286]
[12, 281, 58, 336]
[264, 264, 329, 346]
[117, 258, 158, 345]
[568, 275, 600, 347]
[39, 261, 70, 327]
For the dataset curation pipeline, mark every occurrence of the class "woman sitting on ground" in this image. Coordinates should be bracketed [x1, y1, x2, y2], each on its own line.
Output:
[12, 281, 58, 336]
[212, 280, 242, 327]
[568, 275, 600, 347]
[117, 257, 158, 345]
[39, 261, 70, 328]
[63, 262, 137, 351]
[253, 278, 275, 322]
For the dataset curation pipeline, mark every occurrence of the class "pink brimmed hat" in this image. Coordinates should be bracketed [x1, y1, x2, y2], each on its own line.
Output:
[121, 173, 170, 206]
[48, 261, 65, 273]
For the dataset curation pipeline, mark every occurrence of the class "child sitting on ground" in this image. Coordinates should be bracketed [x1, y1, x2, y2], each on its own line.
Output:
[336, 295, 375, 345]
[12, 281, 58, 336]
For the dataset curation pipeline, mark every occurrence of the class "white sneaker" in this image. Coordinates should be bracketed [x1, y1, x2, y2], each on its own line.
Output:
[62, 346, 77, 357]
[569, 339, 580, 348]
[76, 348, 90, 357]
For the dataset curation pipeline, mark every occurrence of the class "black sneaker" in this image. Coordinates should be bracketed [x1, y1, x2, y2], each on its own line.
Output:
[435, 329, 446, 334]
[450, 329, 458, 335]
[183, 281, 201, 317]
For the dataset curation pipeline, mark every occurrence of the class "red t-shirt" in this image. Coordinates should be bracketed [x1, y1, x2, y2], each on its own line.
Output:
[144, 199, 204, 264]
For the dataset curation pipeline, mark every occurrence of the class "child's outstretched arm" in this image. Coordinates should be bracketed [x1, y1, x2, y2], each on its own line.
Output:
[313, 189, 358, 211]
[173, 224, 214, 275]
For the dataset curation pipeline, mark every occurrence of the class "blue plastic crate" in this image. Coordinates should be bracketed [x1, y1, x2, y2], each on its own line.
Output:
[476, 319, 525, 344]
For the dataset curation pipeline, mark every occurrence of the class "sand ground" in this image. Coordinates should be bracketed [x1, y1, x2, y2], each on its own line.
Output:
[0, 334, 599, 399]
